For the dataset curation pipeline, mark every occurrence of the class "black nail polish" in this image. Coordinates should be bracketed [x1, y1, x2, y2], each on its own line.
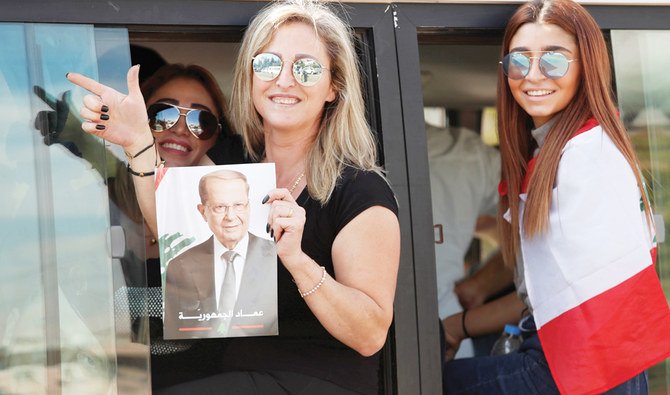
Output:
[261, 195, 269, 204]
[100, 114, 109, 120]
[266, 223, 270, 233]
[270, 229, 274, 239]
[101, 105, 109, 113]
[96, 124, 106, 130]
[65, 72, 70, 78]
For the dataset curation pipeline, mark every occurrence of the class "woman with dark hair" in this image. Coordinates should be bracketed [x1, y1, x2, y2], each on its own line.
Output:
[442, 0, 670, 393]
[141, 63, 243, 168]
[115, 63, 243, 262]
[110, 63, 246, 390]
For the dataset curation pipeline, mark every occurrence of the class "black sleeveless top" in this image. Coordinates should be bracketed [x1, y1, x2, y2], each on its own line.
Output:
[216, 166, 399, 394]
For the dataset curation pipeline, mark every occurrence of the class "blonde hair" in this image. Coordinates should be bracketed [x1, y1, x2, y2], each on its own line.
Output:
[230, 0, 382, 204]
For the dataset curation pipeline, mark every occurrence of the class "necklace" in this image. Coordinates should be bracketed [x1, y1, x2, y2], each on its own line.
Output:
[288, 172, 305, 194]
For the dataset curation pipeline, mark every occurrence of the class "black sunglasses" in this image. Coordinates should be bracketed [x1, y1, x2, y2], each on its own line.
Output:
[500, 51, 578, 80]
[147, 102, 220, 140]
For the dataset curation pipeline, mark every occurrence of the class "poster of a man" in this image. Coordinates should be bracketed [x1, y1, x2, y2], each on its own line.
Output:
[156, 164, 277, 339]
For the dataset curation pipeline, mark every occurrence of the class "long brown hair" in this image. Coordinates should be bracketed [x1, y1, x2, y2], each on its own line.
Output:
[497, 0, 651, 267]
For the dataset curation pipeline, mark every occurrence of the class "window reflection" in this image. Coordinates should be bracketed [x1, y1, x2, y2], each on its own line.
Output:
[0, 23, 149, 394]
[612, 29, 670, 395]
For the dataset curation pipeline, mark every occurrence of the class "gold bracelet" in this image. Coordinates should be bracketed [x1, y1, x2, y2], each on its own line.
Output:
[299, 266, 326, 298]
[126, 163, 155, 177]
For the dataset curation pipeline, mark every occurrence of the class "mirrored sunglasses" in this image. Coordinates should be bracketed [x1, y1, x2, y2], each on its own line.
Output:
[252, 52, 328, 87]
[147, 102, 220, 140]
[500, 51, 577, 80]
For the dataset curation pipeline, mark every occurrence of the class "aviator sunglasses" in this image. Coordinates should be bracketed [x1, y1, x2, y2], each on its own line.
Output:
[252, 52, 328, 87]
[500, 51, 577, 80]
[147, 102, 220, 140]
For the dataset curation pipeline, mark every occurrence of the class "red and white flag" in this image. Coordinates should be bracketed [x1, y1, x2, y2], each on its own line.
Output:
[518, 120, 670, 394]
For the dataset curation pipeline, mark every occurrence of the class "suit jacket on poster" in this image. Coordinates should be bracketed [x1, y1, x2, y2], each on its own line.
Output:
[163, 233, 277, 339]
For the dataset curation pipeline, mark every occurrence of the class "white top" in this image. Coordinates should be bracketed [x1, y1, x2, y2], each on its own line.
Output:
[517, 125, 655, 328]
[426, 124, 500, 319]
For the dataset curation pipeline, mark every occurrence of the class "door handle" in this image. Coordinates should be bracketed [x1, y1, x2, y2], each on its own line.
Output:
[110, 225, 126, 259]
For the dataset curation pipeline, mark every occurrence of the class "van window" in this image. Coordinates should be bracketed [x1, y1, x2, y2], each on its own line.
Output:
[0, 23, 149, 394]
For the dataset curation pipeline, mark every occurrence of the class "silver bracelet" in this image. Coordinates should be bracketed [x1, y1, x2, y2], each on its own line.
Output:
[299, 266, 326, 298]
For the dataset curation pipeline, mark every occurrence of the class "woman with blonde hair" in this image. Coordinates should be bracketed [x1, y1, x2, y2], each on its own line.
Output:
[442, 0, 670, 393]
[230, 0, 380, 204]
[67, 1, 400, 393]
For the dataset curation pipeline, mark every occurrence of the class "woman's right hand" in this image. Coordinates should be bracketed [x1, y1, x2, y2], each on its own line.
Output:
[66, 65, 151, 153]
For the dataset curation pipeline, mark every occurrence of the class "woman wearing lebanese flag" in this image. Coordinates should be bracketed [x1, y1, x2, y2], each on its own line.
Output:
[442, 0, 670, 394]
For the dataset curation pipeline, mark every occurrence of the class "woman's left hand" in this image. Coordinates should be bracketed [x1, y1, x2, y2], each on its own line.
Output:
[264, 188, 306, 267]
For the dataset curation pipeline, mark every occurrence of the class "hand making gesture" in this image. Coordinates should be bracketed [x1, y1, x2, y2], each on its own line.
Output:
[66, 65, 153, 154]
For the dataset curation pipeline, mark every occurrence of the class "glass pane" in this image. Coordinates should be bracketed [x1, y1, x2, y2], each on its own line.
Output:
[0, 23, 49, 394]
[419, 39, 505, 358]
[612, 29, 670, 394]
[0, 23, 149, 394]
[95, 27, 153, 395]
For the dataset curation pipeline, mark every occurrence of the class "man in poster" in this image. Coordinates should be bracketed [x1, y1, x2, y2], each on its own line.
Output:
[163, 169, 277, 339]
